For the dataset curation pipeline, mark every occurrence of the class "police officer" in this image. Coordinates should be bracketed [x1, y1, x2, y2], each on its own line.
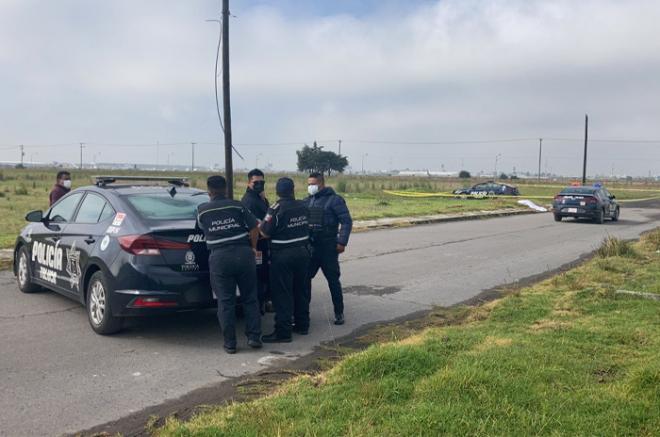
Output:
[305, 172, 352, 325]
[259, 177, 310, 342]
[197, 175, 262, 354]
[240, 168, 272, 314]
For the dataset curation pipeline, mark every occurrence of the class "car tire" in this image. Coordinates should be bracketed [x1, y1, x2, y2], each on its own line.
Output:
[554, 214, 562, 222]
[611, 207, 620, 222]
[16, 246, 41, 293]
[594, 208, 604, 224]
[86, 271, 123, 335]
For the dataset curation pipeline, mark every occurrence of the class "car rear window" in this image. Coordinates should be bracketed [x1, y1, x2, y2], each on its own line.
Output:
[124, 192, 209, 220]
[560, 187, 596, 195]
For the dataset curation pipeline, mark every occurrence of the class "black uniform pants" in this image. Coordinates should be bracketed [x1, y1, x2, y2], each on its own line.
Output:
[256, 238, 270, 308]
[308, 241, 344, 315]
[270, 245, 311, 335]
[209, 245, 261, 347]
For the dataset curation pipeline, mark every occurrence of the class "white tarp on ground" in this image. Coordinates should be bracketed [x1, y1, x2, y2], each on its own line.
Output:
[517, 199, 548, 212]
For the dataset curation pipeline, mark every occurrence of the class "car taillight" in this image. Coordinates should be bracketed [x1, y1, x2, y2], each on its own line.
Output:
[585, 197, 597, 204]
[130, 297, 178, 308]
[118, 235, 191, 255]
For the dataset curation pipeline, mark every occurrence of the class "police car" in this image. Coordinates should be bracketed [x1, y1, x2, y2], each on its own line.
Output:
[453, 181, 520, 197]
[13, 176, 214, 334]
[552, 184, 620, 223]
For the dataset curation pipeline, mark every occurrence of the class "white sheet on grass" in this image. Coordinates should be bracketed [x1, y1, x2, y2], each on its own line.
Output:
[517, 199, 548, 212]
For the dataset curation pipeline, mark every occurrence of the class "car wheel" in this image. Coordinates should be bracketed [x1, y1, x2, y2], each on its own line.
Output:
[594, 208, 604, 224]
[554, 214, 562, 222]
[87, 271, 123, 335]
[16, 246, 41, 293]
[611, 207, 620, 222]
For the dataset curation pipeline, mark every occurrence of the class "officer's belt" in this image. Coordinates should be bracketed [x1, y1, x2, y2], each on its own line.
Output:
[271, 236, 308, 245]
[206, 232, 248, 245]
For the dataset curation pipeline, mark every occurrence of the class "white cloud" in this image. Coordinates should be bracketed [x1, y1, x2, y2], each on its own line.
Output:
[0, 0, 659, 175]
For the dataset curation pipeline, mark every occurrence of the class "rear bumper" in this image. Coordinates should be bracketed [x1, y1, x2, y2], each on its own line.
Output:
[111, 288, 216, 317]
[553, 206, 599, 218]
[107, 259, 215, 317]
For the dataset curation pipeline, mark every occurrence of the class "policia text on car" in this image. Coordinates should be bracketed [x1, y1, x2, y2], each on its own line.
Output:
[196, 176, 263, 354]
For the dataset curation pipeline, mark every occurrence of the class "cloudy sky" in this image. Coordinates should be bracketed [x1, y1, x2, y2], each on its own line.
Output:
[1, 0, 659, 176]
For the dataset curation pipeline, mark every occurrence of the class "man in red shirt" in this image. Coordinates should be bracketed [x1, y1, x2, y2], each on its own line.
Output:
[49, 171, 72, 206]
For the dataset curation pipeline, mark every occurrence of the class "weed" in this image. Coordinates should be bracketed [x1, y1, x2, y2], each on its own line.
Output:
[597, 236, 637, 258]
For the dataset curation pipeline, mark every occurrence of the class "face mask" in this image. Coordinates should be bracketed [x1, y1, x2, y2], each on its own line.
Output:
[62, 180, 72, 189]
[252, 180, 265, 193]
[308, 184, 319, 196]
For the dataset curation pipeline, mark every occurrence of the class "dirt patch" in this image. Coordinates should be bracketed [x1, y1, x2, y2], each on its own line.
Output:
[344, 285, 401, 296]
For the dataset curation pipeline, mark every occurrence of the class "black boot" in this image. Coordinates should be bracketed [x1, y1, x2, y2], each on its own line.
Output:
[292, 325, 309, 335]
[261, 331, 292, 343]
[334, 313, 345, 325]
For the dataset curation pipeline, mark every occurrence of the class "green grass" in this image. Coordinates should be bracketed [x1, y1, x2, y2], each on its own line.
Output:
[0, 167, 658, 248]
[156, 229, 660, 436]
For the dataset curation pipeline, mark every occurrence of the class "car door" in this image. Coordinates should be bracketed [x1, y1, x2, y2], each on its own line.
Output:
[602, 189, 616, 216]
[59, 192, 116, 298]
[31, 192, 84, 292]
[471, 183, 488, 195]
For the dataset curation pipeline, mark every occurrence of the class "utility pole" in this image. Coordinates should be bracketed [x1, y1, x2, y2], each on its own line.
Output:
[191, 142, 196, 171]
[156, 140, 160, 169]
[582, 114, 588, 185]
[338, 139, 342, 155]
[537, 138, 543, 182]
[494, 153, 501, 179]
[79, 142, 85, 170]
[222, 0, 234, 198]
[19, 144, 25, 167]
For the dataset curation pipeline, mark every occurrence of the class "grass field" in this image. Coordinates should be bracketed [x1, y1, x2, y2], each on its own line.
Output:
[0, 166, 659, 248]
[156, 230, 660, 436]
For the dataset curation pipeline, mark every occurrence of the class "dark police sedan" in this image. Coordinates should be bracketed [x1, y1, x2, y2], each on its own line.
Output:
[453, 181, 520, 197]
[13, 176, 214, 334]
[552, 185, 620, 224]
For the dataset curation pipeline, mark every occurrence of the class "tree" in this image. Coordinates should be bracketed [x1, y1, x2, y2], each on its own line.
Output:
[459, 170, 471, 179]
[499, 173, 509, 180]
[296, 142, 348, 176]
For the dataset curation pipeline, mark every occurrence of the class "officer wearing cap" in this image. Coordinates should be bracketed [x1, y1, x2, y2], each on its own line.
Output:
[197, 175, 262, 354]
[240, 168, 272, 314]
[259, 177, 310, 343]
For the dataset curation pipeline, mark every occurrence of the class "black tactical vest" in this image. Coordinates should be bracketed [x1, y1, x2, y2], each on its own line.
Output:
[268, 199, 309, 249]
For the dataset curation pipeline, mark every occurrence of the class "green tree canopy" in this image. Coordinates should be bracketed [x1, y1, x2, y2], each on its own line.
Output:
[296, 142, 349, 176]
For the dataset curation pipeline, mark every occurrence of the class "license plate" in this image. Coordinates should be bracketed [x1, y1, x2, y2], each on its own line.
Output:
[567, 208, 578, 213]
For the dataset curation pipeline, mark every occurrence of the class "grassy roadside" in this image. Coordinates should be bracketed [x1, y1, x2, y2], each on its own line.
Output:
[157, 229, 660, 436]
[1, 167, 659, 248]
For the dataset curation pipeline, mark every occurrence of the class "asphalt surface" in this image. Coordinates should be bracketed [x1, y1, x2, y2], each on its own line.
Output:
[1, 204, 659, 436]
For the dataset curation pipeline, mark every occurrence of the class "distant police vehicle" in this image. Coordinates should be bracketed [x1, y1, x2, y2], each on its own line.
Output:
[552, 184, 620, 224]
[453, 181, 520, 197]
[13, 176, 213, 334]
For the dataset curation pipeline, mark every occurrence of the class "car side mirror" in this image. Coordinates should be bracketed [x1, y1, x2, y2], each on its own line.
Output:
[25, 210, 43, 222]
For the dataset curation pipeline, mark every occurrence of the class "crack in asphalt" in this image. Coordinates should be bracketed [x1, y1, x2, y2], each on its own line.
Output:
[0, 305, 80, 320]
[342, 223, 556, 262]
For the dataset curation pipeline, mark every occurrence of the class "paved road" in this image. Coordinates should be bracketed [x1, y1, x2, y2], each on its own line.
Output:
[1, 205, 659, 436]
